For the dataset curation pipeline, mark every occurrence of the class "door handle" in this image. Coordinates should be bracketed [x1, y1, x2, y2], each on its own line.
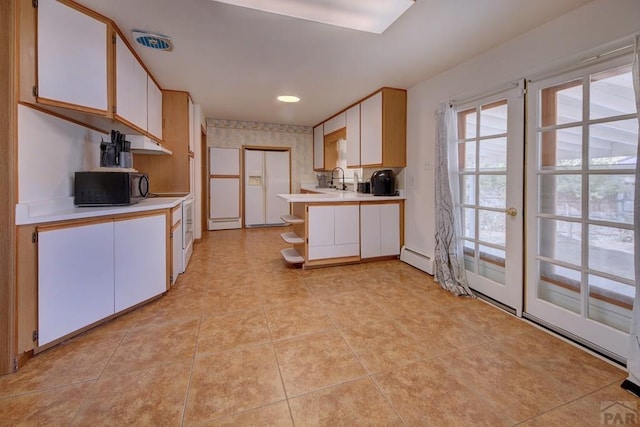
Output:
[506, 207, 518, 217]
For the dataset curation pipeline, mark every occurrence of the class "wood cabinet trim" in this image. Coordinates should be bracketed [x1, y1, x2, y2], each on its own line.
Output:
[19, 0, 165, 141]
[134, 90, 190, 193]
[313, 86, 407, 128]
[34, 208, 171, 232]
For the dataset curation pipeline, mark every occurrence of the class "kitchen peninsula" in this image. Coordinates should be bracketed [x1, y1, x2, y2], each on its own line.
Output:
[278, 190, 405, 268]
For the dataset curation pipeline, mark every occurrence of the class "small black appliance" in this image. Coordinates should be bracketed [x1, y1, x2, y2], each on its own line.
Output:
[74, 171, 149, 206]
[357, 182, 371, 193]
[370, 169, 396, 196]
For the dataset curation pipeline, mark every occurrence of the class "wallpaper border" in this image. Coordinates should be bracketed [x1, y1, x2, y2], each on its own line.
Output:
[207, 119, 312, 134]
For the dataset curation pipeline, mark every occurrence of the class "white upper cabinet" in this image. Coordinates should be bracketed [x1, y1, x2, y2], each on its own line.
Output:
[147, 76, 163, 139]
[313, 124, 324, 170]
[346, 104, 360, 168]
[360, 92, 383, 166]
[324, 112, 346, 135]
[115, 34, 148, 132]
[37, 0, 108, 112]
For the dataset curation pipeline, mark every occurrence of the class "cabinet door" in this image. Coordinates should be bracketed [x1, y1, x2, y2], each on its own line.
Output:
[115, 34, 148, 131]
[324, 112, 346, 135]
[380, 203, 400, 256]
[38, 222, 115, 346]
[210, 178, 240, 219]
[210, 147, 240, 176]
[308, 205, 359, 259]
[313, 125, 324, 170]
[360, 92, 383, 166]
[114, 214, 166, 312]
[360, 204, 382, 259]
[308, 205, 335, 259]
[172, 220, 183, 284]
[147, 76, 163, 139]
[346, 104, 360, 168]
[334, 205, 360, 246]
[37, 0, 108, 112]
[360, 203, 400, 258]
[308, 206, 335, 248]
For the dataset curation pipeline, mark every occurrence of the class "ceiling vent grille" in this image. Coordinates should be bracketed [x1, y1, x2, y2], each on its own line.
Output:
[132, 31, 172, 51]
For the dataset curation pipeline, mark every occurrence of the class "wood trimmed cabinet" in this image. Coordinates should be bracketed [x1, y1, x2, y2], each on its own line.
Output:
[312, 87, 406, 171]
[20, 210, 169, 352]
[359, 88, 406, 168]
[307, 204, 360, 261]
[279, 198, 404, 268]
[360, 202, 401, 259]
[133, 91, 193, 194]
[19, 0, 164, 143]
[36, 0, 109, 114]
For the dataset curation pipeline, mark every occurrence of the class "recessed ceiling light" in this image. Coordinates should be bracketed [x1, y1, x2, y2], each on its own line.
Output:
[212, 0, 415, 34]
[277, 95, 300, 103]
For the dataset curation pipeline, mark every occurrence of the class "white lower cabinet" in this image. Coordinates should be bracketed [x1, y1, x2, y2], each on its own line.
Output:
[308, 205, 360, 260]
[360, 203, 400, 258]
[38, 222, 115, 347]
[114, 214, 167, 311]
[37, 213, 167, 346]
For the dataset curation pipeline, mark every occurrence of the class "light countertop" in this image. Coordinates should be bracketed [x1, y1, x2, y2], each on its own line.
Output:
[16, 195, 189, 225]
[279, 186, 405, 203]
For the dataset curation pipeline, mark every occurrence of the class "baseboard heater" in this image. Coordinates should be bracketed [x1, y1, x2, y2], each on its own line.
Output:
[400, 246, 433, 275]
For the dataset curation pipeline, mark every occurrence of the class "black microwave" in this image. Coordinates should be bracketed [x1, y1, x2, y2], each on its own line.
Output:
[74, 171, 149, 206]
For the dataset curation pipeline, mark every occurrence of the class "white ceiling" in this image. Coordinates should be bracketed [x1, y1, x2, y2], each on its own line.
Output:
[75, 0, 593, 126]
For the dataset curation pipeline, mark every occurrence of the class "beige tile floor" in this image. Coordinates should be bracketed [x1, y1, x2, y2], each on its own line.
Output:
[0, 227, 634, 426]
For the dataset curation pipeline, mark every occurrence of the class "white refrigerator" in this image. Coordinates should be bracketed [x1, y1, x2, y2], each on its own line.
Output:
[244, 149, 290, 227]
[209, 147, 242, 230]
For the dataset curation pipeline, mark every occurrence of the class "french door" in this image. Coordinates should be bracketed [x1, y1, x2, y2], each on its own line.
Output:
[456, 83, 525, 314]
[526, 54, 637, 360]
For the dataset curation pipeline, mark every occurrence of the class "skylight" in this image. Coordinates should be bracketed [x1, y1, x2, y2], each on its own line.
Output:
[212, 0, 415, 34]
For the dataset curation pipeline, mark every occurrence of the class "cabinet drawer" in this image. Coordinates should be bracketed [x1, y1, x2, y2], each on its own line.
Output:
[172, 205, 182, 226]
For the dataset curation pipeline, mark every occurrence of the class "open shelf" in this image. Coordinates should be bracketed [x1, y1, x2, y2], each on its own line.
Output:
[281, 214, 304, 224]
[281, 232, 304, 244]
[281, 248, 304, 264]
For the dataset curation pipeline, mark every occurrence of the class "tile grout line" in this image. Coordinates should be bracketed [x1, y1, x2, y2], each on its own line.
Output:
[510, 378, 627, 426]
[178, 314, 203, 427]
[262, 305, 298, 427]
[310, 281, 411, 425]
[67, 324, 131, 424]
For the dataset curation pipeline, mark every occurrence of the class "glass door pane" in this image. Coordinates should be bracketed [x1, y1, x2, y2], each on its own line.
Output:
[457, 88, 524, 313]
[526, 56, 636, 360]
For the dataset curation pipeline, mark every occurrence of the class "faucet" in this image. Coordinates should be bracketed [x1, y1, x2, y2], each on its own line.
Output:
[330, 167, 346, 191]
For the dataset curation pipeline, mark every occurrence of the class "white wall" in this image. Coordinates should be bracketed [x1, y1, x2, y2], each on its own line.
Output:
[404, 0, 640, 260]
[18, 105, 106, 203]
[206, 119, 315, 193]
